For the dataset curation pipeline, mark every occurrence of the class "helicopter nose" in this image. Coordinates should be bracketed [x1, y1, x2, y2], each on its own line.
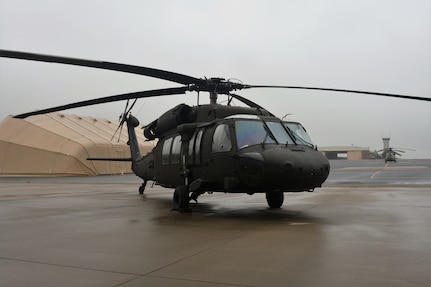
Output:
[236, 147, 330, 191]
[283, 160, 323, 178]
[263, 147, 330, 191]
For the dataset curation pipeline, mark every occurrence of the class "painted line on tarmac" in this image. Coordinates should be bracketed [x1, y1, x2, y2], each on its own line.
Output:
[370, 163, 389, 179]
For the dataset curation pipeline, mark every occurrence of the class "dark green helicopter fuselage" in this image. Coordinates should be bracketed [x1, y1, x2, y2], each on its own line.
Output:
[128, 104, 330, 198]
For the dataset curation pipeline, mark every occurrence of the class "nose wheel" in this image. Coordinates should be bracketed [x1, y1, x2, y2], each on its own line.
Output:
[266, 191, 284, 208]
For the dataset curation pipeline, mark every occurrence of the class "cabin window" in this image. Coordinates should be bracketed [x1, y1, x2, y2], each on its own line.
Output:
[188, 129, 203, 164]
[162, 137, 173, 165]
[188, 134, 195, 158]
[212, 124, 232, 152]
[171, 136, 182, 164]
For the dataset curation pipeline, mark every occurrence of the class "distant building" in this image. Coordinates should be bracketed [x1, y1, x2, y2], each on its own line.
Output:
[319, 146, 371, 160]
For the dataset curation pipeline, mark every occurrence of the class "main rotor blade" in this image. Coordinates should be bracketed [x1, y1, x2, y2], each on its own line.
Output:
[14, 86, 188, 118]
[3, 50, 429, 102]
[393, 147, 415, 151]
[0, 50, 200, 85]
[244, 85, 431, 102]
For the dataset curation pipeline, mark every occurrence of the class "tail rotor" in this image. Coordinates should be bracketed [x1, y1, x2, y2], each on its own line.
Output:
[111, 99, 138, 142]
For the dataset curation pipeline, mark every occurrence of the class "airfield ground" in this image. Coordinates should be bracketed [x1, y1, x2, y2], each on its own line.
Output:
[0, 159, 430, 287]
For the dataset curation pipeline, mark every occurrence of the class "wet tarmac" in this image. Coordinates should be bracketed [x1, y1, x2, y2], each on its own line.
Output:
[0, 159, 430, 286]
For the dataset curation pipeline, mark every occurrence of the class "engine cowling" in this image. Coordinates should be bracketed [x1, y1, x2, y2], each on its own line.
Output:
[143, 104, 197, 139]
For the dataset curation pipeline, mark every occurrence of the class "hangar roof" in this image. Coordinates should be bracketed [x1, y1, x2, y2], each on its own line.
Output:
[319, 146, 370, 152]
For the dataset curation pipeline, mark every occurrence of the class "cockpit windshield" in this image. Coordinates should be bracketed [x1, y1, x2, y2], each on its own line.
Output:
[266, 121, 294, 145]
[284, 122, 314, 147]
[235, 119, 294, 149]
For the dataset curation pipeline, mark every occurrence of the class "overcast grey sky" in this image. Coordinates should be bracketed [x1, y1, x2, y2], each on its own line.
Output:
[1, 0, 430, 158]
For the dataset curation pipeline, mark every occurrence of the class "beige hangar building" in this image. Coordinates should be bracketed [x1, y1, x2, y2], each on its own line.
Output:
[0, 113, 154, 176]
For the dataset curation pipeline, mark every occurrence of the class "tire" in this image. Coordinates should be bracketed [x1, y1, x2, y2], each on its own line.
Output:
[266, 191, 284, 208]
[173, 185, 190, 211]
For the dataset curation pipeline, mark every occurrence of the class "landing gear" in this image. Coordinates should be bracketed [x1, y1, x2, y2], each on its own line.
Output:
[173, 185, 190, 212]
[266, 191, 284, 208]
[138, 180, 147, 194]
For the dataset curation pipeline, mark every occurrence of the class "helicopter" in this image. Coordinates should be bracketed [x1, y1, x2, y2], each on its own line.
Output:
[377, 147, 413, 163]
[1, 50, 430, 212]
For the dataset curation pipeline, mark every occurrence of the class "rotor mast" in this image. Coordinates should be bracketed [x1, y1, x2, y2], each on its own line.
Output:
[210, 91, 218, 104]
[205, 77, 238, 105]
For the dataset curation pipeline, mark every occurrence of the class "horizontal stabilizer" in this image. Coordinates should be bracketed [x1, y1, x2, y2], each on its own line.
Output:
[87, 157, 132, 162]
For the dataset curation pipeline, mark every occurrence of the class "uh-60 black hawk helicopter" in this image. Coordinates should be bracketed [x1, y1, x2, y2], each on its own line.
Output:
[378, 147, 414, 163]
[1, 50, 430, 212]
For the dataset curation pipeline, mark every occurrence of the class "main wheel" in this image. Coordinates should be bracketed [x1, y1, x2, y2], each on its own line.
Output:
[173, 185, 190, 211]
[266, 191, 284, 208]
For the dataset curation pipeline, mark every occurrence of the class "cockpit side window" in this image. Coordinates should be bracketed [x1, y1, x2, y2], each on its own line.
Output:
[284, 122, 314, 147]
[212, 124, 232, 153]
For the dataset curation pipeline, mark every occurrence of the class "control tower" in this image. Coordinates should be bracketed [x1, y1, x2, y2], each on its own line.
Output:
[382, 137, 390, 150]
